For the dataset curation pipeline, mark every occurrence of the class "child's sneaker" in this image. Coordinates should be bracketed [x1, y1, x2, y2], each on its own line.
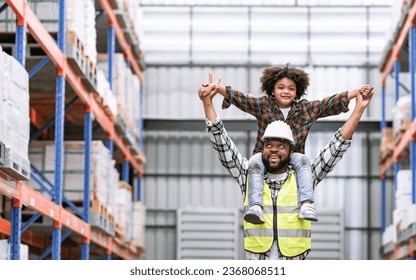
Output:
[299, 202, 318, 222]
[244, 205, 265, 224]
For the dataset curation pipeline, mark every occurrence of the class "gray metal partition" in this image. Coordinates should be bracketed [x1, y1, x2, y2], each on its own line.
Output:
[176, 208, 240, 260]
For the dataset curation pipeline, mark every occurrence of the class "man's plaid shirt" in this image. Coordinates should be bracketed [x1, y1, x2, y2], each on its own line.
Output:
[206, 118, 351, 260]
[221, 86, 350, 155]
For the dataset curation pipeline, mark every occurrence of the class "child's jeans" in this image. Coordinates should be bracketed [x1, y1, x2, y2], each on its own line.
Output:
[247, 152, 314, 207]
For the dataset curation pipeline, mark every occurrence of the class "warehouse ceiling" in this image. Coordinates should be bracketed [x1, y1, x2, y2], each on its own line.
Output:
[140, 0, 392, 67]
[140, 0, 392, 7]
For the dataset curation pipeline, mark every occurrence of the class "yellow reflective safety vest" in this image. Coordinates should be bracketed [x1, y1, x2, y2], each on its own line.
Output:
[243, 170, 311, 257]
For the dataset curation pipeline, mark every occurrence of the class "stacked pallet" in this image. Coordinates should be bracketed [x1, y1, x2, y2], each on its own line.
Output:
[392, 95, 411, 144]
[0, 47, 30, 180]
[95, 0, 145, 65]
[114, 180, 133, 243]
[95, 70, 118, 121]
[0, 240, 28, 260]
[27, 140, 119, 236]
[24, 0, 98, 64]
[382, 169, 416, 258]
[131, 201, 146, 248]
[21, 1, 98, 90]
[380, 94, 413, 164]
[119, 0, 145, 63]
[379, 128, 394, 164]
[394, 170, 413, 232]
[97, 54, 141, 152]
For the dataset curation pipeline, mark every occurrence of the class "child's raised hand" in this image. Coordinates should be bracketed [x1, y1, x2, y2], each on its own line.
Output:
[356, 85, 374, 108]
[360, 84, 374, 100]
[198, 72, 221, 98]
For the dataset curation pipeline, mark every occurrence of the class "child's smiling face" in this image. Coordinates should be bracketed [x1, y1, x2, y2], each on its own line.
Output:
[273, 77, 297, 108]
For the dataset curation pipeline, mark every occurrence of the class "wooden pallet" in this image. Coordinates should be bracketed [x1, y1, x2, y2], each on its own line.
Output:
[379, 127, 394, 164]
[82, 56, 98, 92]
[91, 90, 117, 123]
[63, 199, 115, 236]
[66, 31, 87, 76]
[89, 199, 115, 236]
[0, 147, 30, 181]
[66, 31, 98, 93]
[114, 222, 126, 244]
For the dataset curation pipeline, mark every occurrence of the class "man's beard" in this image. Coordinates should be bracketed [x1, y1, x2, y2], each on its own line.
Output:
[262, 154, 291, 173]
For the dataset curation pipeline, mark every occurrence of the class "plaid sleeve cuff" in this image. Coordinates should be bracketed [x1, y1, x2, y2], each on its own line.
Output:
[335, 128, 351, 145]
[334, 128, 352, 148]
[206, 117, 224, 132]
[221, 86, 233, 109]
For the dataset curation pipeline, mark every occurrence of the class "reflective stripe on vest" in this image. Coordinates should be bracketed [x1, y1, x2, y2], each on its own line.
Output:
[243, 179, 274, 253]
[243, 171, 311, 256]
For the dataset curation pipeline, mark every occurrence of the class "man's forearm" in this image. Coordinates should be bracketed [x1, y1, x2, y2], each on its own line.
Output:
[206, 119, 249, 193]
[312, 130, 351, 187]
[204, 101, 218, 122]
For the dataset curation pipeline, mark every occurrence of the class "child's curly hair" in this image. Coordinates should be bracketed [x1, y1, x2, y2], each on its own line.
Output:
[260, 63, 310, 100]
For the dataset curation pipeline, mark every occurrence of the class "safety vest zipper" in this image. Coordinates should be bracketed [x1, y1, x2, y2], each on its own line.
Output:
[273, 198, 277, 241]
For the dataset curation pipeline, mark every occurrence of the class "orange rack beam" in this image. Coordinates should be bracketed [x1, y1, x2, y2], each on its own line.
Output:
[0, 217, 47, 249]
[0, 169, 91, 239]
[1, 169, 141, 259]
[0, 217, 11, 235]
[381, 1, 416, 84]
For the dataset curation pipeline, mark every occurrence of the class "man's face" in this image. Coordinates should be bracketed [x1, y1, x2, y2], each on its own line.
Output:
[262, 138, 292, 173]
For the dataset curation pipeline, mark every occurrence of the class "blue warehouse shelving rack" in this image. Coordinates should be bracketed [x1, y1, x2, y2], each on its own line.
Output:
[0, 0, 146, 260]
[379, 0, 416, 260]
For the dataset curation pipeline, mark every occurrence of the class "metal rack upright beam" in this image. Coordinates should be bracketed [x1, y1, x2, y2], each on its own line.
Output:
[394, 60, 401, 205]
[82, 107, 93, 259]
[50, 0, 67, 260]
[105, 19, 115, 155]
[136, 82, 144, 201]
[410, 26, 416, 205]
[380, 84, 386, 233]
[9, 7, 27, 260]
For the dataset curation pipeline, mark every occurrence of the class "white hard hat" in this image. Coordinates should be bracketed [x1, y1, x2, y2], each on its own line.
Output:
[262, 120, 295, 146]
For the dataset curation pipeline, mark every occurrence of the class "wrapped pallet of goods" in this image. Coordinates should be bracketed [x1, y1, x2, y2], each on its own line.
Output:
[0, 45, 4, 164]
[0, 51, 30, 180]
[27, 140, 118, 236]
[114, 181, 133, 244]
[391, 95, 411, 160]
[25, 0, 98, 89]
[132, 201, 146, 249]
[97, 54, 141, 150]
[379, 127, 394, 164]
[0, 240, 28, 260]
